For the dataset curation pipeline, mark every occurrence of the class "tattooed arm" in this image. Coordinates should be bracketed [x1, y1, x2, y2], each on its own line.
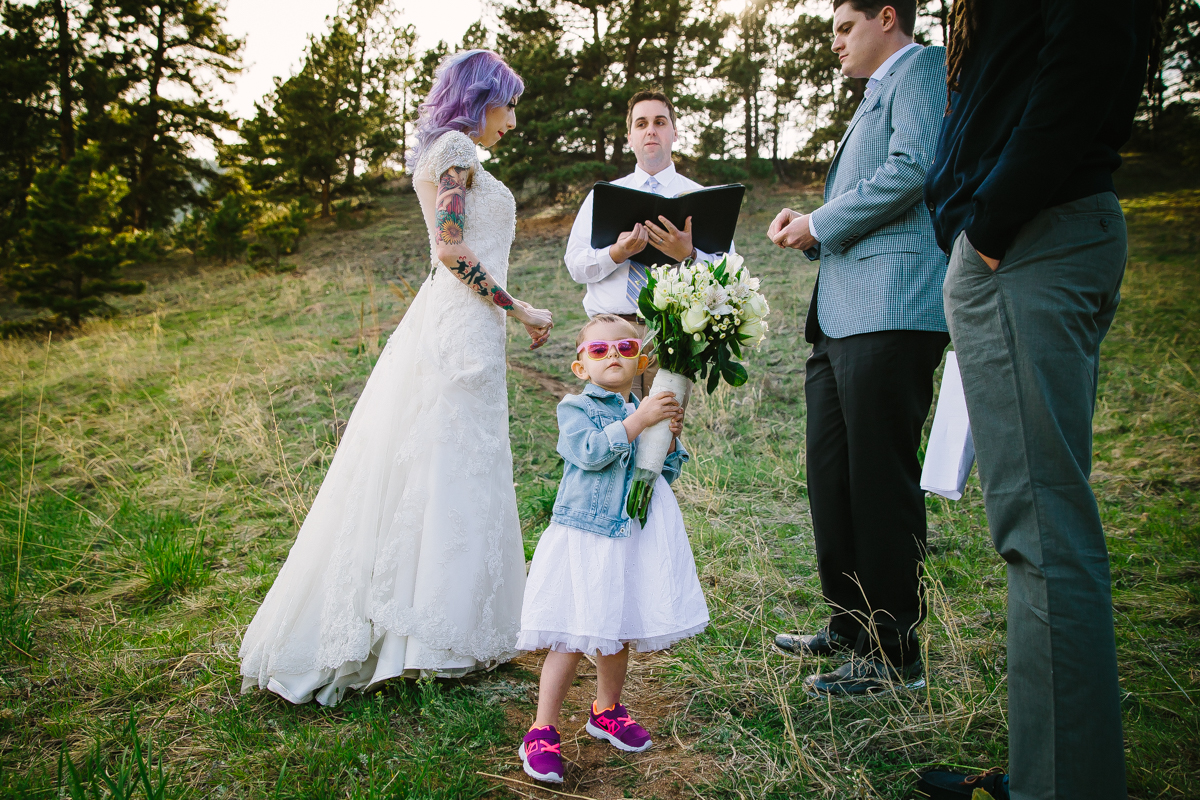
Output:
[434, 165, 516, 310]
[434, 165, 553, 347]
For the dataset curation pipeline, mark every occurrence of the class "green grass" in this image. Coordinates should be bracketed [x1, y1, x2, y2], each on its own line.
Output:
[0, 176, 1197, 798]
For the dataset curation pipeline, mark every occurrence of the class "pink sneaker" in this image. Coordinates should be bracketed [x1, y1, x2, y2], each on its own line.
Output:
[585, 702, 652, 752]
[520, 725, 564, 783]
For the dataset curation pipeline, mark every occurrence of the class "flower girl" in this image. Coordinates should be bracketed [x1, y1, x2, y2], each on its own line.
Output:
[517, 314, 710, 784]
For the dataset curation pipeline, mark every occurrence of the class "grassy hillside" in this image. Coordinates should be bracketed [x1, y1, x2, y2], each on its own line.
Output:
[1, 177, 1197, 799]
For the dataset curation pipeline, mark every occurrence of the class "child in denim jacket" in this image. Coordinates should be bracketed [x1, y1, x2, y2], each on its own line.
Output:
[517, 314, 710, 784]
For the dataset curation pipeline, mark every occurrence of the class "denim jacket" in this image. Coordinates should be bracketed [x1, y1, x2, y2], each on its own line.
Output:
[551, 383, 689, 538]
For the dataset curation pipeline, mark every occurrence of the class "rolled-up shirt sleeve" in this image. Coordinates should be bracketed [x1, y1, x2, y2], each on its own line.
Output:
[565, 190, 628, 285]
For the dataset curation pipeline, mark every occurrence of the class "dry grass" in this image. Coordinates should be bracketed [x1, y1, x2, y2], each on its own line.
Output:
[0, 181, 1197, 798]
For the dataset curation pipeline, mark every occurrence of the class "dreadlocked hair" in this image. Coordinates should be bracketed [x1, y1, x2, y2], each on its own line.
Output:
[945, 0, 978, 111]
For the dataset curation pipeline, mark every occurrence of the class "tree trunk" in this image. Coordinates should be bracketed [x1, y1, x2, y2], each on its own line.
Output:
[70, 266, 82, 326]
[134, 5, 169, 228]
[400, 82, 408, 169]
[663, 0, 679, 95]
[322, 179, 331, 217]
[612, 134, 627, 170]
[52, 0, 74, 163]
[744, 92, 753, 165]
[772, 113, 781, 178]
[623, 0, 644, 86]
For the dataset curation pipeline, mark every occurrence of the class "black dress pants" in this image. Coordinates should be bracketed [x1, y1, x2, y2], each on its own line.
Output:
[805, 312, 949, 667]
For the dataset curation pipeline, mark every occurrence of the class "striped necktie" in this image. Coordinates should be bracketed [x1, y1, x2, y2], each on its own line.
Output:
[626, 175, 661, 308]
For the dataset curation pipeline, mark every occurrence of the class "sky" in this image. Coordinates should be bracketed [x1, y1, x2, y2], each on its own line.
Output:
[218, 0, 486, 122]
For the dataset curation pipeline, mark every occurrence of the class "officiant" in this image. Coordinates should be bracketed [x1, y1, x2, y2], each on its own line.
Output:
[564, 89, 736, 400]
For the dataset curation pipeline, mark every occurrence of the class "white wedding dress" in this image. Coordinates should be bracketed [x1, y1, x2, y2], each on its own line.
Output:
[239, 131, 526, 705]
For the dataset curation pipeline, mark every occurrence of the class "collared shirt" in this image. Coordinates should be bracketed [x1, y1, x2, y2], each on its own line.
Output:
[871, 41, 921, 83]
[808, 42, 922, 245]
[565, 163, 737, 317]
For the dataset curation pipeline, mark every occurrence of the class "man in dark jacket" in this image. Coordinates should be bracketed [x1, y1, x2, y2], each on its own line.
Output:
[920, 1, 1158, 798]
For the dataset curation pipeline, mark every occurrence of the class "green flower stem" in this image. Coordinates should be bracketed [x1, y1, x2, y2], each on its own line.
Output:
[625, 468, 659, 526]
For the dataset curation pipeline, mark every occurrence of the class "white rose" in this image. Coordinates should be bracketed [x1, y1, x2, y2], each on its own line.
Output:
[682, 303, 710, 334]
[738, 318, 766, 343]
[745, 293, 769, 320]
[725, 252, 744, 274]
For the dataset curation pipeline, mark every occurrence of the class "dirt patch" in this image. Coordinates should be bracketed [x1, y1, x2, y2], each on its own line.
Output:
[482, 651, 722, 799]
[508, 360, 578, 400]
[518, 211, 577, 239]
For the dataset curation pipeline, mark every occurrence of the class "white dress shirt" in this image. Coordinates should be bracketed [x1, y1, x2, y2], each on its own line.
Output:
[565, 163, 736, 317]
[807, 42, 922, 245]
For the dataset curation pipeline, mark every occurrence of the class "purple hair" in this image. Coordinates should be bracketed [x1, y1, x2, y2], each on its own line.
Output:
[408, 49, 524, 171]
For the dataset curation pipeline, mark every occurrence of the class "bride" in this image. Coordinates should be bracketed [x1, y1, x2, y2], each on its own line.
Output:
[239, 50, 552, 706]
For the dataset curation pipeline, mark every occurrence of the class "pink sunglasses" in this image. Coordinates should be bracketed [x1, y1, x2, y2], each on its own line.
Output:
[576, 338, 644, 360]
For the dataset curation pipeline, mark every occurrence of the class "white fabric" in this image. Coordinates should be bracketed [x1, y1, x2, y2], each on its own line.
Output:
[921, 350, 976, 500]
[565, 163, 737, 317]
[518, 463, 709, 657]
[239, 131, 526, 705]
[870, 42, 922, 83]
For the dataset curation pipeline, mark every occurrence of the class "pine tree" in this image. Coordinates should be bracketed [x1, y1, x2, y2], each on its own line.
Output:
[102, 1, 241, 230]
[7, 147, 144, 326]
[249, 200, 310, 270]
[201, 189, 255, 263]
[493, 0, 579, 196]
[0, 2, 57, 266]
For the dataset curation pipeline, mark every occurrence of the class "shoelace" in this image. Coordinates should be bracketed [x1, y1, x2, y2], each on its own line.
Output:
[597, 712, 637, 734]
[963, 767, 1005, 784]
[526, 739, 561, 757]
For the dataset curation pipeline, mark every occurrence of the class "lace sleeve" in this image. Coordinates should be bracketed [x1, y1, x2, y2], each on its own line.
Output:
[423, 131, 478, 182]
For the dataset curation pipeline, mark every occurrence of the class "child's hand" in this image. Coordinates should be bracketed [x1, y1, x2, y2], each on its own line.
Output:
[636, 392, 680, 425]
[623, 391, 681, 442]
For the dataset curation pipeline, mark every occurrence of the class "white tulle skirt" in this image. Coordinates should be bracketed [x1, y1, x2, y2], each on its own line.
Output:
[239, 270, 526, 706]
[518, 476, 709, 657]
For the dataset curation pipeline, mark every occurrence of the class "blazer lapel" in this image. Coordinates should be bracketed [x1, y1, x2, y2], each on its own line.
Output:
[827, 46, 924, 173]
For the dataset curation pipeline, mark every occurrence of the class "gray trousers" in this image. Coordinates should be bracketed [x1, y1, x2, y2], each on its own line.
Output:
[944, 193, 1128, 800]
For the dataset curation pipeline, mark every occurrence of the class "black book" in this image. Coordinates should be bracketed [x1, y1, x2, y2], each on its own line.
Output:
[590, 181, 745, 267]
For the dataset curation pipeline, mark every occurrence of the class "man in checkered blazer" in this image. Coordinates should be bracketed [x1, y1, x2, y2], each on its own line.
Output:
[768, 0, 949, 697]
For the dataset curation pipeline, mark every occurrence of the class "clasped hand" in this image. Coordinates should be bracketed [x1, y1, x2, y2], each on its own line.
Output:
[510, 299, 553, 350]
[611, 216, 694, 263]
[767, 208, 817, 251]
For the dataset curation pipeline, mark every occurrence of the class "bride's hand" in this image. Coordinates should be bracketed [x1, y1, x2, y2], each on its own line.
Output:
[510, 300, 553, 349]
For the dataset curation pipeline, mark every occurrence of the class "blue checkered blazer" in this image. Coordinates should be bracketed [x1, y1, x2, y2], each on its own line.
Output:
[806, 45, 949, 338]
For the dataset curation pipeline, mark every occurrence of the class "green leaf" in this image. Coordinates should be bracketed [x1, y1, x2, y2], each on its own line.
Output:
[721, 360, 748, 387]
[638, 291, 657, 321]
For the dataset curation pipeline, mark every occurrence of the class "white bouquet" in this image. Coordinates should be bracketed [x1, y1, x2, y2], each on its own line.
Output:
[627, 252, 770, 523]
